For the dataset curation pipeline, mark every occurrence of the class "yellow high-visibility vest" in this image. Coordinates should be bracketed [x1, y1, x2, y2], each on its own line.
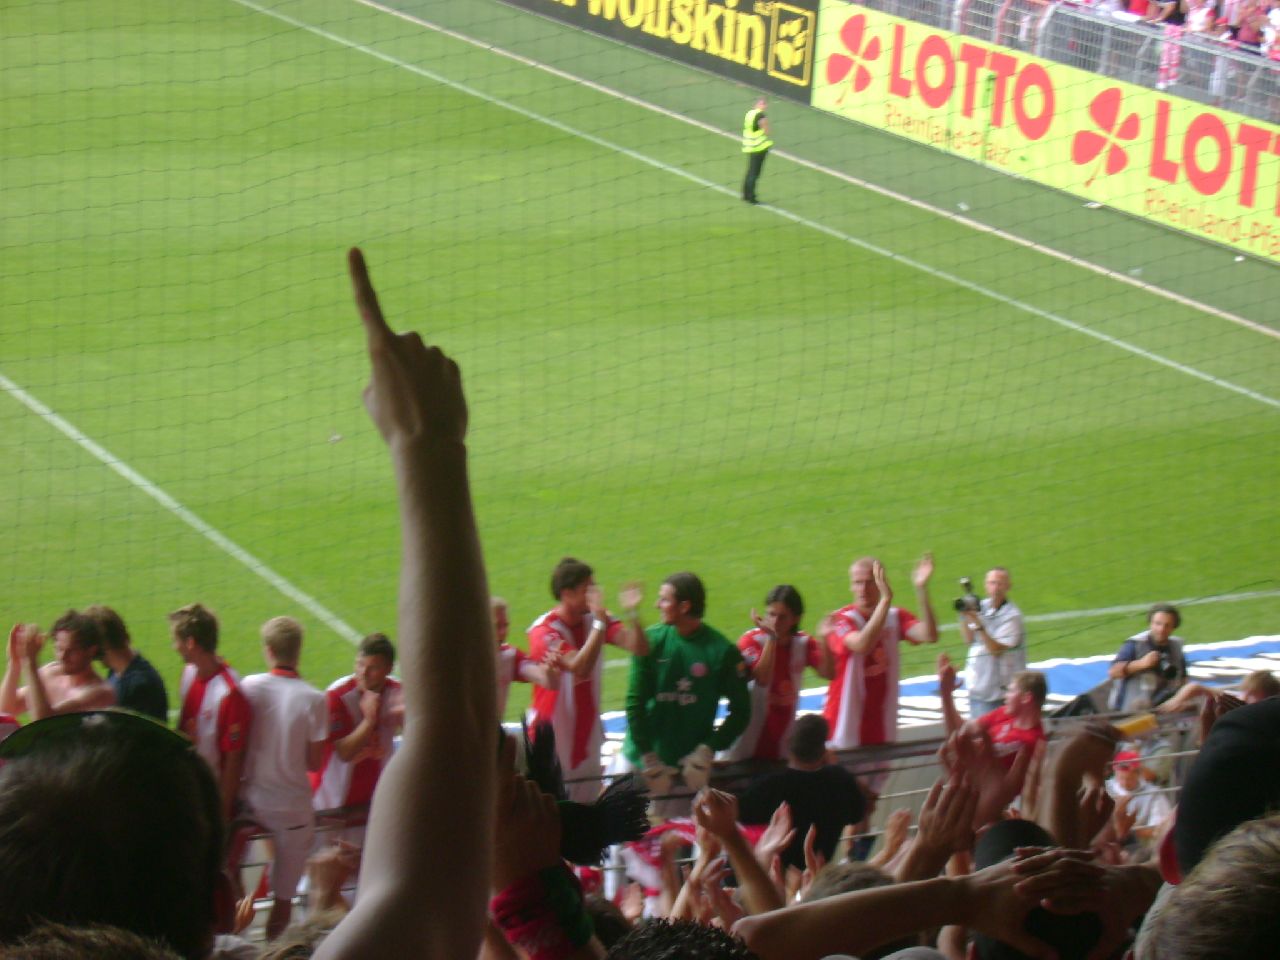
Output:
[742, 109, 772, 153]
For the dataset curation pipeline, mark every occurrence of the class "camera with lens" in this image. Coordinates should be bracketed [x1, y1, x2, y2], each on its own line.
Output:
[1156, 648, 1179, 680]
[953, 577, 981, 613]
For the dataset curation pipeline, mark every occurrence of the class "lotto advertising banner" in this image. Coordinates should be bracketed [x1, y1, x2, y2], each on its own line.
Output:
[499, 0, 819, 101]
[813, 1, 1280, 262]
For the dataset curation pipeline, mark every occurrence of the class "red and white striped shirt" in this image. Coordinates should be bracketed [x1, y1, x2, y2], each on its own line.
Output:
[724, 629, 823, 761]
[822, 606, 917, 749]
[179, 661, 251, 772]
[312, 674, 403, 810]
[527, 610, 621, 771]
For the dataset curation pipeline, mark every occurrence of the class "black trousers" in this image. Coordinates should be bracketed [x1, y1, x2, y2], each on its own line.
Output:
[742, 149, 768, 202]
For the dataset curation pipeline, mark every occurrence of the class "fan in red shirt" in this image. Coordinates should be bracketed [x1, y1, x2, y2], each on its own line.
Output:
[975, 670, 1048, 768]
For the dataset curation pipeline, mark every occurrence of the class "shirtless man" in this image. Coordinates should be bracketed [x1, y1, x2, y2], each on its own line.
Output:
[1, 611, 115, 719]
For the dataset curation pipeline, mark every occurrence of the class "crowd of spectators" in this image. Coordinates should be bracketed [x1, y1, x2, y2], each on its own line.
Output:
[0, 249, 1276, 960]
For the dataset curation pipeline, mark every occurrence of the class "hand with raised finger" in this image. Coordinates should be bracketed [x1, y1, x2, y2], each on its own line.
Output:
[349, 247, 467, 447]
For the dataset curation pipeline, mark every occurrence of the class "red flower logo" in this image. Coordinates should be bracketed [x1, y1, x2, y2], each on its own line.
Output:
[1072, 88, 1140, 187]
[826, 14, 881, 102]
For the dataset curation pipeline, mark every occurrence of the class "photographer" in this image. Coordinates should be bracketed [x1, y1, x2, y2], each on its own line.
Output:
[957, 568, 1026, 718]
[1107, 603, 1187, 712]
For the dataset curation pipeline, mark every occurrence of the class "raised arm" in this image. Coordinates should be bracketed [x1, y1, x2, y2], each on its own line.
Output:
[695, 789, 784, 915]
[615, 582, 649, 656]
[557, 585, 610, 679]
[905, 552, 938, 645]
[22, 630, 54, 721]
[937, 652, 964, 736]
[846, 561, 893, 655]
[734, 858, 1054, 960]
[315, 249, 496, 960]
[748, 610, 778, 686]
[1, 625, 30, 716]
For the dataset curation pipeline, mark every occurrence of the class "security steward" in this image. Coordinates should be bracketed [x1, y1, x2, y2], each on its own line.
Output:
[741, 97, 773, 204]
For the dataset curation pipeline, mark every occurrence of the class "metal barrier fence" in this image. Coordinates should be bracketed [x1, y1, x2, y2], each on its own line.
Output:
[848, 0, 1280, 123]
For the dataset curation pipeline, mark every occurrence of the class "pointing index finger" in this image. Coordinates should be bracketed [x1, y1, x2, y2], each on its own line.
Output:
[348, 247, 391, 343]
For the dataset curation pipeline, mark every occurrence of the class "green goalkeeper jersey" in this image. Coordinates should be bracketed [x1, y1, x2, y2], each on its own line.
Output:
[623, 622, 751, 767]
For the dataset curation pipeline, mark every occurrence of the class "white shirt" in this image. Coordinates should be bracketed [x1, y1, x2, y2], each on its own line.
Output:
[964, 598, 1025, 702]
[241, 670, 327, 813]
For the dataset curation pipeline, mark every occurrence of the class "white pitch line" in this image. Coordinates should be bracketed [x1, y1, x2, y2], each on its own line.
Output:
[0, 372, 364, 644]
[354, 0, 1280, 343]
[235, 0, 1280, 411]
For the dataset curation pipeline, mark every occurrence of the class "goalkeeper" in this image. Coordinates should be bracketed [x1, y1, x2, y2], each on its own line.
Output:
[621, 572, 751, 817]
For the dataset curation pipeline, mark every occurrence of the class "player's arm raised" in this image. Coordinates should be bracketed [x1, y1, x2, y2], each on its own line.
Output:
[905, 553, 938, 645]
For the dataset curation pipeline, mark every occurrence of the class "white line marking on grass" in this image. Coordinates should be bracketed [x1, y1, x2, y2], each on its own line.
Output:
[354, 0, 1280, 343]
[603, 588, 1280, 666]
[236, 0, 1280, 411]
[0, 372, 363, 644]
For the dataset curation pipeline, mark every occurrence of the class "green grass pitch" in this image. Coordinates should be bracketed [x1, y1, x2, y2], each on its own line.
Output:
[1, 0, 1277, 721]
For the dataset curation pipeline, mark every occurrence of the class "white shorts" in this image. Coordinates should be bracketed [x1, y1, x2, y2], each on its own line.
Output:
[249, 807, 316, 900]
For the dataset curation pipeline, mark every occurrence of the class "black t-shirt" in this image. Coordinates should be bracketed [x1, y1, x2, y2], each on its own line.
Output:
[738, 765, 866, 870]
[108, 653, 170, 721]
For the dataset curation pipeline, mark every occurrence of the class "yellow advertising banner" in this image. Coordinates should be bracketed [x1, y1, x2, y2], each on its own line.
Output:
[813, 1, 1280, 262]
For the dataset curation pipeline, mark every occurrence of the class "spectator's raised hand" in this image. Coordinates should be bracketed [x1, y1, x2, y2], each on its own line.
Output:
[349, 247, 467, 446]
[917, 771, 978, 858]
[700, 856, 744, 929]
[693, 789, 741, 842]
[1198, 689, 1245, 743]
[753, 801, 795, 868]
[798, 825, 826, 900]
[937, 652, 957, 697]
[492, 771, 562, 892]
[1076, 784, 1115, 849]
[868, 807, 912, 869]
[941, 728, 1031, 830]
[308, 841, 363, 914]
